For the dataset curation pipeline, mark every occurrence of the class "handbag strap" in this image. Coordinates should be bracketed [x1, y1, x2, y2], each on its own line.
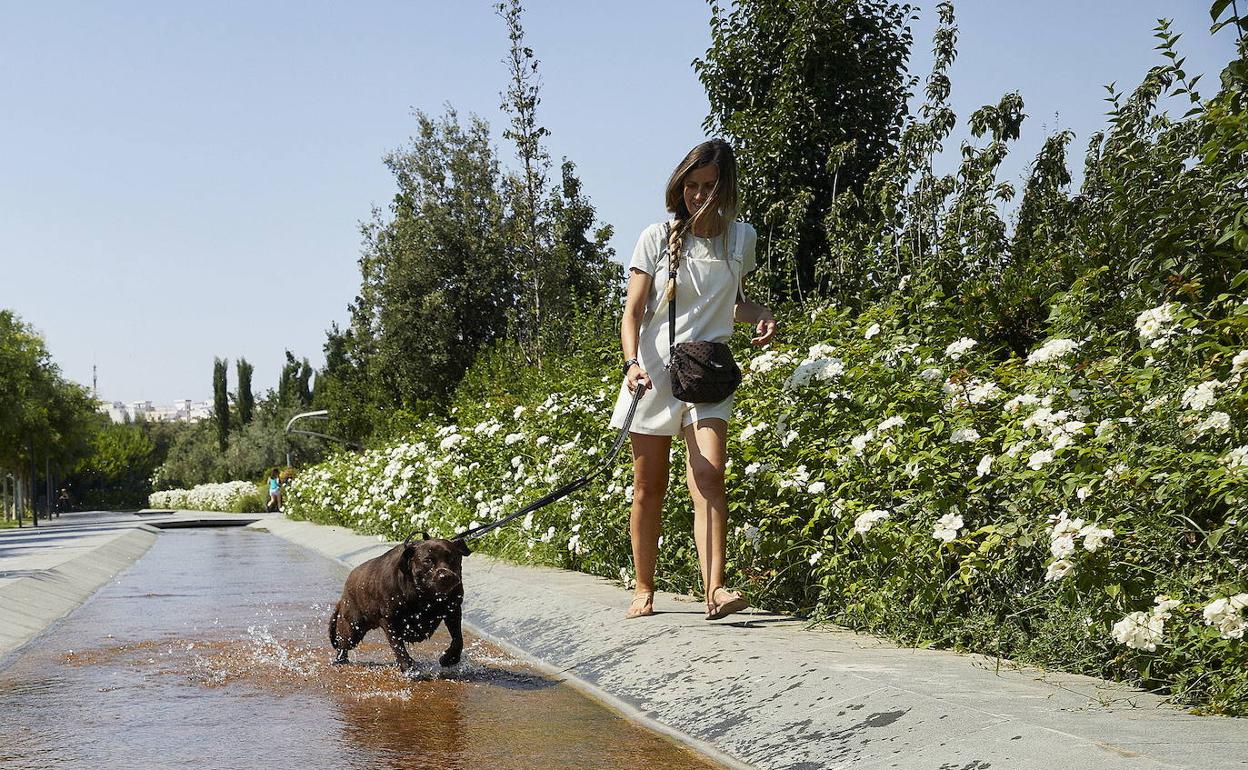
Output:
[666, 222, 677, 364]
[666, 221, 739, 363]
[728, 223, 745, 303]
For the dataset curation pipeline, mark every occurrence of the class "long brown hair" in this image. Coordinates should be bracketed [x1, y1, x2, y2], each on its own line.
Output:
[663, 139, 739, 302]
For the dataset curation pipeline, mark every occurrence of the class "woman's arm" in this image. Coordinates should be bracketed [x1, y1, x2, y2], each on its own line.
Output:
[734, 289, 777, 346]
[621, 268, 653, 391]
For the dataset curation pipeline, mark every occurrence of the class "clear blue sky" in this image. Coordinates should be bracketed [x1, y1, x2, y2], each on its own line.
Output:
[1, 1, 1238, 404]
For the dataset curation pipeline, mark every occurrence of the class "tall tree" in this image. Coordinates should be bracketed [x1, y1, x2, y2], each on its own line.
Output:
[695, 0, 915, 301]
[67, 421, 157, 508]
[277, 350, 301, 408]
[296, 358, 314, 407]
[312, 322, 375, 443]
[541, 160, 621, 352]
[313, 325, 347, 406]
[316, 9, 618, 441]
[0, 310, 96, 510]
[820, 0, 958, 304]
[235, 357, 254, 425]
[496, 0, 619, 362]
[498, 0, 554, 364]
[212, 357, 229, 452]
[351, 109, 514, 417]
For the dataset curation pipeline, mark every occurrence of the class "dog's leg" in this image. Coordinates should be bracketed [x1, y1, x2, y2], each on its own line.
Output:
[439, 607, 463, 667]
[382, 621, 416, 672]
[329, 605, 350, 665]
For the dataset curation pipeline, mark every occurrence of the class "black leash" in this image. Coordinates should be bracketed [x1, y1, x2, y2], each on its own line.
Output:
[450, 380, 648, 542]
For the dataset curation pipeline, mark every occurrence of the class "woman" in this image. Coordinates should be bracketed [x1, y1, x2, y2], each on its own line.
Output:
[608, 139, 777, 621]
[267, 469, 282, 513]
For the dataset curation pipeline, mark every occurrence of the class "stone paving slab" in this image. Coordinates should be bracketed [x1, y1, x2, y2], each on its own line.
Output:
[256, 516, 1248, 770]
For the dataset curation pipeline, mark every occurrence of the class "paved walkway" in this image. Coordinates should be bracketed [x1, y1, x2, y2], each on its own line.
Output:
[3, 510, 1245, 769]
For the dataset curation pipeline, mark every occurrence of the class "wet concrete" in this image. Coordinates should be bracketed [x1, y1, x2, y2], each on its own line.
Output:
[0, 528, 722, 770]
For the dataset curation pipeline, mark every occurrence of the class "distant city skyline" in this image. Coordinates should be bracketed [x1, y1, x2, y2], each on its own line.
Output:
[2, 2, 1238, 403]
[99, 398, 214, 424]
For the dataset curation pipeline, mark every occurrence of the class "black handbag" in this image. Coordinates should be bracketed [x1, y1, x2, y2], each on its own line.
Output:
[664, 223, 743, 404]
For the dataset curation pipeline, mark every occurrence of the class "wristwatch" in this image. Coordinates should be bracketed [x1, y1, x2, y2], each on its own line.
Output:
[622, 357, 639, 376]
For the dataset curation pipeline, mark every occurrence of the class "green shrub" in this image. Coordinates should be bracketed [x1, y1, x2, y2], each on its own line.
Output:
[288, 282, 1248, 714]
[149, 481, 267, 513]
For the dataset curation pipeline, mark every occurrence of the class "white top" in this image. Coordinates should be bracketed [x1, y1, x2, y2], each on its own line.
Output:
[608, 220, 758, 434]
[627, 220, 758, 354]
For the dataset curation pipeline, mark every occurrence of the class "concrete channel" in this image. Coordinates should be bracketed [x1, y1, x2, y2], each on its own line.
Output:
[0, 514, 724, 769]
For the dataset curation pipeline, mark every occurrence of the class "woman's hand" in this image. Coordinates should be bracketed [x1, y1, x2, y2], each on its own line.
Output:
[735, 291, 777, 346]
[750, 312, 777, 346]
[626, 364, 652, 394]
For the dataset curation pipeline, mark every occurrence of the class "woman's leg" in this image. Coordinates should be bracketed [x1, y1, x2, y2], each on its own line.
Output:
[629, 431, 672, 594]
[681, 418, 729, 609]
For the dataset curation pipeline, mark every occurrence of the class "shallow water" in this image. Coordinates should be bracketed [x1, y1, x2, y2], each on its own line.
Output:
[0, 528, 721, 770]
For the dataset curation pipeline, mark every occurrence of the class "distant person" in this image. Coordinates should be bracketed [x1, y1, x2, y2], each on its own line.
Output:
[57, 488, 70, 514]
[267, 470, 282, 512]
[608, 139, 777, 621]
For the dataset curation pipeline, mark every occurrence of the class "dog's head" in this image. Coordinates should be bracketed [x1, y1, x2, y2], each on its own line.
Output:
[402, 533, 471, 596]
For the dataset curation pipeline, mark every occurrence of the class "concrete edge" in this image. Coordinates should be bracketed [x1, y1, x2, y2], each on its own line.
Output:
[467, 615, 759, 770]
[149, 518, 260, 529]
[0, 525, 159, 664]
[252, 518, 757, 770]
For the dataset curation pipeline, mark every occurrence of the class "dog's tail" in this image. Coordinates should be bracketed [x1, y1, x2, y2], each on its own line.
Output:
[328, 602, 341, 650]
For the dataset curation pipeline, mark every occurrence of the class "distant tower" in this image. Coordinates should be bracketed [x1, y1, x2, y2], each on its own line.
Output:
[93, 364, 98, 400]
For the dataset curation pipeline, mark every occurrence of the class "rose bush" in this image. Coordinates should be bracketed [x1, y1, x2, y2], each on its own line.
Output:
[149, 480, 266, 513]
[286, 280, 1248, 715]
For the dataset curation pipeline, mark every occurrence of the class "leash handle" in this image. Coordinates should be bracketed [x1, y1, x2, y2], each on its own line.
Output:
[451, 380, 648, 542]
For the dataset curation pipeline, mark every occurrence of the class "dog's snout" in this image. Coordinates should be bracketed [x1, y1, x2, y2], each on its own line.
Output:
[433, 567, 461, 589]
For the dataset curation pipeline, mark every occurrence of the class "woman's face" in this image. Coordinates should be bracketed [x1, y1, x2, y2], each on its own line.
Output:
[683, 164, 719, 220]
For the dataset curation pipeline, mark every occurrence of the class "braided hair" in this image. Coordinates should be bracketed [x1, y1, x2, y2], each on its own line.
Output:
[662, 139, 739, 303]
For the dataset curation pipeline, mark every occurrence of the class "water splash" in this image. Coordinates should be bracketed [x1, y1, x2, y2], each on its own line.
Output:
[244, 624, 321, 677]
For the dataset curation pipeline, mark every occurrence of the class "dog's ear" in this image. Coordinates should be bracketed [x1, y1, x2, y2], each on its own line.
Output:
[422, 530, 431, 541]
[453, 538, 471, 556]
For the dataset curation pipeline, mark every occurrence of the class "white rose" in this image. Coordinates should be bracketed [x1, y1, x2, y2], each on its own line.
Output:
[854, 509, 890, 535]
[1045, 559, 1074, 582]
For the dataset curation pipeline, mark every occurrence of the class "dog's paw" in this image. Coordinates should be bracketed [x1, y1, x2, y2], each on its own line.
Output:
[438, 651, 462, 667]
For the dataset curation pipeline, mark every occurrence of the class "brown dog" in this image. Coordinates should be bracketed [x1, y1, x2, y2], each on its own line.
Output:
[329, 533, 470, 671]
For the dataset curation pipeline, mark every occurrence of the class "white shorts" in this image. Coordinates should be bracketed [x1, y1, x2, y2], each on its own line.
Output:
[607, 366, 733, 436]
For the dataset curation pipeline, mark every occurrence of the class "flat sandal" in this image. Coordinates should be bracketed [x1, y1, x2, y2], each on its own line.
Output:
[625, 591, 655, 619]
[705, 587, 749, 620]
